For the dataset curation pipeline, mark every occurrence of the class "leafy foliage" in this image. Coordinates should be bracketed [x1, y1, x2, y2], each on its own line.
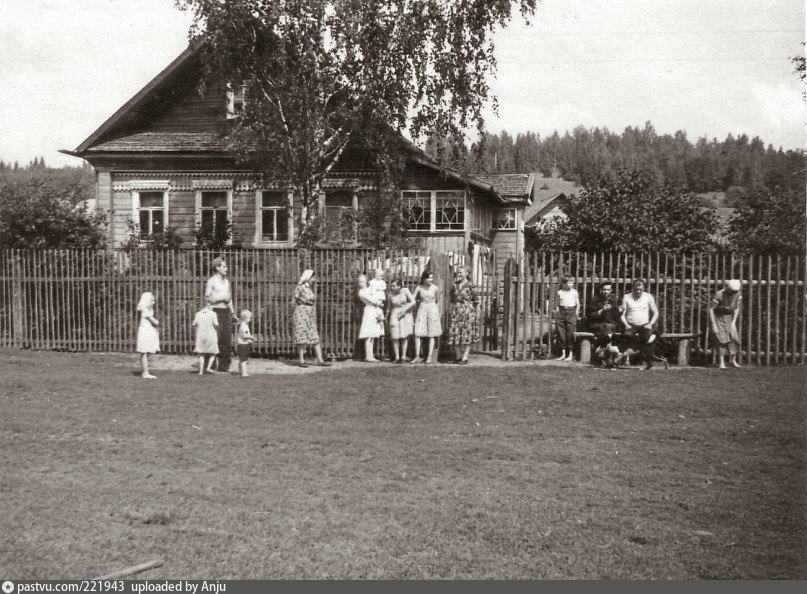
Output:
[0, 164, 105, 249]
[526, 168, 719, 253]
[177, 0, 536, 244]
[121, 219, 184, 251]
[194, 218, 241, 250]
[728, 189, 806, 255]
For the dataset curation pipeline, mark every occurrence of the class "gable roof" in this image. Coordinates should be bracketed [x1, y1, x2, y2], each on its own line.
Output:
[473, 174, 534, 204]
[524, 175, 580, 224]
[64, 40, 204, 156]
[62, 42, 525, 206]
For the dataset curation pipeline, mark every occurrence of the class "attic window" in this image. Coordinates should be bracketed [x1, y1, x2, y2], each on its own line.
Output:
[226, 82, 247, 119]
[493, 208, 517, 230]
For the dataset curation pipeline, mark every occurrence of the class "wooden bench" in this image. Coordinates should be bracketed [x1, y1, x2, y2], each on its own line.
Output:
[574, 331, 699, 366]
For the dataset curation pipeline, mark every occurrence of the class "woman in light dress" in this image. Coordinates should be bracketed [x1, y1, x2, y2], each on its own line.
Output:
[387, 277, 415, 363]
[357, 273, 385, 362]
[292, 269, 330, 368]
[447, 266, 480, 365]
[411, 270, 441, 364]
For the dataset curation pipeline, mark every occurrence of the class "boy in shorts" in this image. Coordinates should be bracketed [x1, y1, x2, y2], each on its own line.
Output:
[236, 309, 256, 377]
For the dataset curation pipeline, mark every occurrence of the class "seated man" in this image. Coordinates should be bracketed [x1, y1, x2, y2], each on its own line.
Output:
[587, 282, 620, 336]
[620, 278, 659, 370]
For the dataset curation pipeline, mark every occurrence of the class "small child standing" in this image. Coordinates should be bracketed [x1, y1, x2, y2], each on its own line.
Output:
[136, 292, 160, 379]
[236, 309, 256, 377]
[193, 303, 219, 375]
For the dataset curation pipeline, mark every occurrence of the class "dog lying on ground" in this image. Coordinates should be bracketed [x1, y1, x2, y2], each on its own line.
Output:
[593, 333, 668, 369]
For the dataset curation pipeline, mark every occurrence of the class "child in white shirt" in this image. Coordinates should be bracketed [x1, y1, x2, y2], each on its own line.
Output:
[556, 277, 580, 362]
[236, 309, 256, 377]
[193, 304, 219, 375]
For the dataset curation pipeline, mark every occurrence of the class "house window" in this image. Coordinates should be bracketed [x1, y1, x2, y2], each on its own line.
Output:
[226, 82, 247, 119]
[402, 190, 464, 232]
[199, 191, 229, 233]
[136, 191, 167, 236]
[494, 208, 517, 230]
[435, 191, 465, 230]
[259, 192, 289, 242]
[321, 191, 357, 244]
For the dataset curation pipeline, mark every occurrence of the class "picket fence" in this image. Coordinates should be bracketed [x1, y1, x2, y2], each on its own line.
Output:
[0, 248, 499, 359]
[501, 251, 806, 365]
[0, 248, 804, 365]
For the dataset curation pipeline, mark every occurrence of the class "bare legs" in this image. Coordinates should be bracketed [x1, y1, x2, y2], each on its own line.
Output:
[718, 352, 742, 370]
[197, 355, 216, 374]
[364, 337, 379, 362]
[140, 353, 156, 379]
[412, 337, 436, 363]
[455, 344, 471, 363]
[297, 344, 329, 367]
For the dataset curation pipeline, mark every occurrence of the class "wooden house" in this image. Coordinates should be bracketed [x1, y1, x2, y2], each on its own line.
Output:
[61, 43, 529, 263]
[523, 174, 580, 229]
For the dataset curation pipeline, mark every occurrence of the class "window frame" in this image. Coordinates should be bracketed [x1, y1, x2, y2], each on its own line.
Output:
[402, 190, 466, 233]
[493, 208, 518, 231]
[130, 186, 169, 238]
[226, 82, 247, 119]
[194, 188, 234, 244]
[254, 189, 291, 245]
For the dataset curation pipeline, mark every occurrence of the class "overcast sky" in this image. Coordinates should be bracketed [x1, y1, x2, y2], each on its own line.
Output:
[0, 0, 804, 168]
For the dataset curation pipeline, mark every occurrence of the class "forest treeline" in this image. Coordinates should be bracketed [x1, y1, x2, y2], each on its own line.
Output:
[457, 122, 805, 195]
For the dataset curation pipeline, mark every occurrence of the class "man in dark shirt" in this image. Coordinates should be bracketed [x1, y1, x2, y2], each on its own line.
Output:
[587, 283, 620, 336]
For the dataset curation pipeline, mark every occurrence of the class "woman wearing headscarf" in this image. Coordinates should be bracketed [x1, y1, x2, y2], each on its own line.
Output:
[293, 269, 330, 367]
[709, 279, 742, 370]
[447, 266, 480, 365]
[205, 257, 237, 372]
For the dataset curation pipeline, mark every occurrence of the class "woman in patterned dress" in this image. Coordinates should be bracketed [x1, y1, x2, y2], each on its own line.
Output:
[709, 278, 742, 370]
[411, 270, 441, 364]
[293, 269, 330, 368]
[447, 266, 480, 365]
[387, 277, 415, 363]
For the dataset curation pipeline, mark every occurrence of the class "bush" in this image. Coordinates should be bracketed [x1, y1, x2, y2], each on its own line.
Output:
[729, 188, 806, 255]
[0, 176, 106, 249]
[526, 168, 719, 253]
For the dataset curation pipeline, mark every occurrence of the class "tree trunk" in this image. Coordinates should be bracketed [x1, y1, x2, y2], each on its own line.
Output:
[297, 179, 322, 247]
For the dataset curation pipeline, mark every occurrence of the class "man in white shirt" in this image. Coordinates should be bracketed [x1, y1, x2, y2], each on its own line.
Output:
[620, 278, 659, 370]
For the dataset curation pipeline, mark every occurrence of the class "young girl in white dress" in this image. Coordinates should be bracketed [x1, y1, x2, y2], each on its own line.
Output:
[193, 303, 219, 374]
[136, 291, 160, 379]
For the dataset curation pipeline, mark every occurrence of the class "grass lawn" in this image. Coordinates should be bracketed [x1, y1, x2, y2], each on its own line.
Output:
[1, 349, 805, 579]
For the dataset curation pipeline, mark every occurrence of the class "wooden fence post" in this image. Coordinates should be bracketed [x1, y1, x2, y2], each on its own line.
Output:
[11, 250, 25, 349]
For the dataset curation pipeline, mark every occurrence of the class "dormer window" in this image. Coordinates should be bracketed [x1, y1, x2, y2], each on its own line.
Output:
[226, 82, 247, 119]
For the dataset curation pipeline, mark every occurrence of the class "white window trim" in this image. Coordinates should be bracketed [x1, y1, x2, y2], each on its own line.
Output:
[493, 208, 518, 231]
[402, 190, 466, 233]
[130, 187, 169, 237]
[226, 82, 247, 119]
[253, 189, 293, 247]
[195, 188, 233, 244]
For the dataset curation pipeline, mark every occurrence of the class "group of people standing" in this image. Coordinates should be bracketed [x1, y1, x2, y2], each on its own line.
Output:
[563, 276, 743, 370]
[136, 257, 258, 378]
[135, 255, 743, 375]
[135, 257, 482, 377]
[356, 267, 480, 365]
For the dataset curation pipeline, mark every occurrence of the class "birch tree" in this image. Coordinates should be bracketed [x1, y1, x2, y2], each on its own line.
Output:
[178, 0, 536, 245]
